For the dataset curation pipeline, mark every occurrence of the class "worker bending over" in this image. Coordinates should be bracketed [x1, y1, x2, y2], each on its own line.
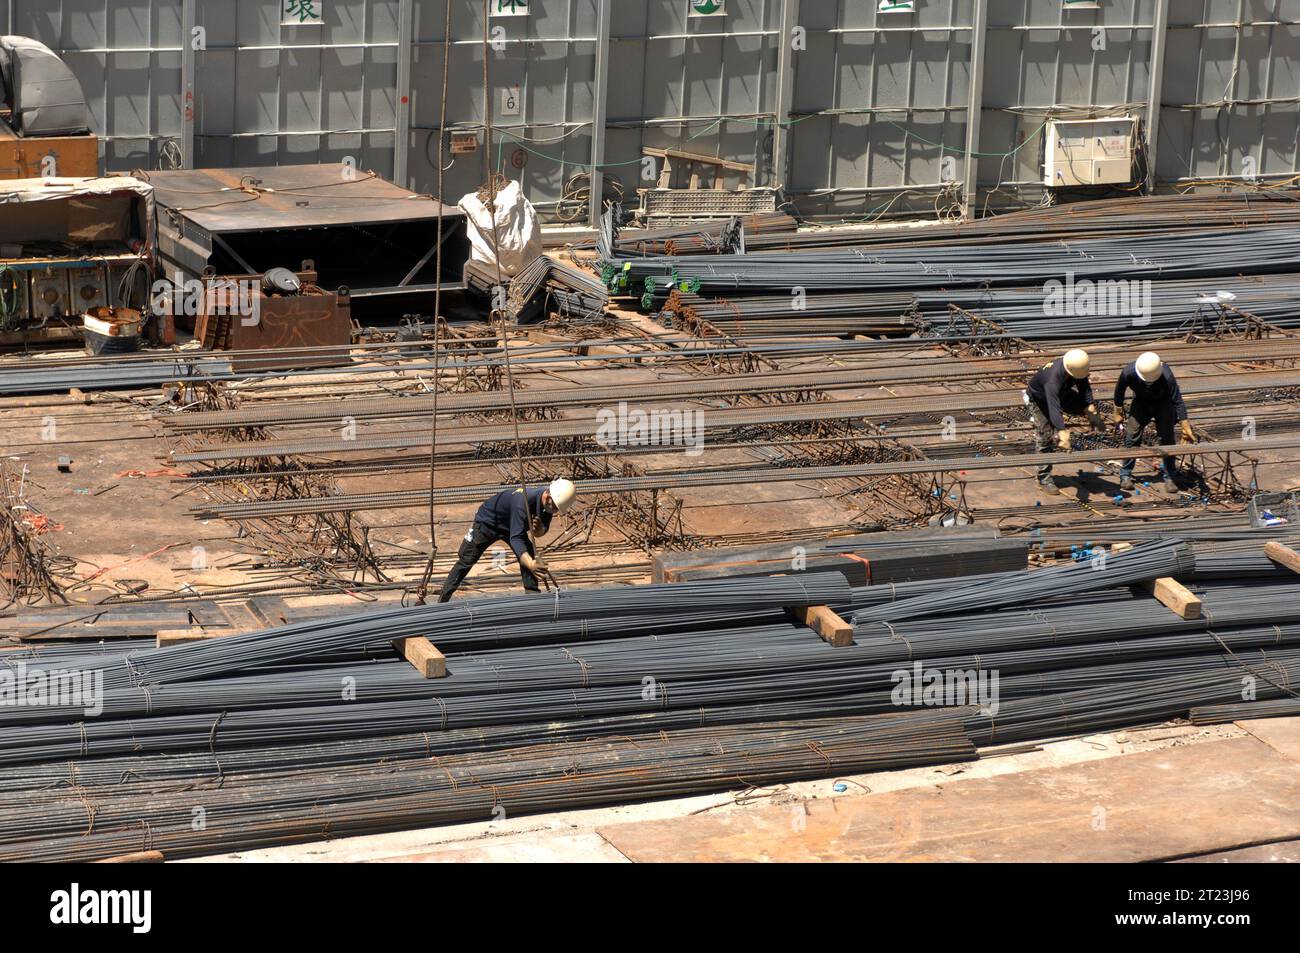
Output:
[437, 478, 577, 602]
[1112, 351, 1193, 493]
[1025, 348, 1104, 495]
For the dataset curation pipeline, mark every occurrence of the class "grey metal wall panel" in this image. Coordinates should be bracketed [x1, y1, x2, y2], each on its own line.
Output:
[9, 0, 183, 169]
[189, 1, 398, 174]
[406, 0, 600, 212]
[1157, 2, 1300, 183]
[2, 0, 1297, 220]
[599, 0, 781, 202]
[786, 3, 972, 217]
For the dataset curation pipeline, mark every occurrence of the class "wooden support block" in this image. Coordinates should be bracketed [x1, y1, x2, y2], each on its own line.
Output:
[788, 604, 854, 648]
[395, 636, 447, 678]
[156, 626, 246, 647]
[1139, 577, 1203, 620]
[93, 850, 165, 864]
[156, 627, 208, 647]
[1264, 541, 1300, 575]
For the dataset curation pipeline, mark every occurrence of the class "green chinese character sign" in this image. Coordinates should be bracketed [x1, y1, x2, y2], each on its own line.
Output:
[689, 0, 726, 16]
[491, 0, 530, 15]
[282, 0, 323, 26]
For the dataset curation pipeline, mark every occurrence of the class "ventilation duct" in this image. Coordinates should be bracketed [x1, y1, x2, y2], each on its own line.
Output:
[0, 36, 92, 137]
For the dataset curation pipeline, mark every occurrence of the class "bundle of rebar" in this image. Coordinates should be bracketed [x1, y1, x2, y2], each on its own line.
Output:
[1, 540, 1296, 860]
[603, 225, 1300, 298]
[0, 711, 972, 862]
[91, 574, 850, 689]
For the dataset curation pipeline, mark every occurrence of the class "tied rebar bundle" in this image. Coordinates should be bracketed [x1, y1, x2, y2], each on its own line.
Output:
[0, 548, 1296, 861]
[94, 574, 850, 689]
[850, 539, 1194, 625]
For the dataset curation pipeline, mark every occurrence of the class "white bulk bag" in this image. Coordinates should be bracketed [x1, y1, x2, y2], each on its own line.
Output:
[457, 179, 543, 278]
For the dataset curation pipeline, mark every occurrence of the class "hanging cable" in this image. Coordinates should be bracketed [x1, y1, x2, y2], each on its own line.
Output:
[415, 0, 455, 605]
[480, 0, 543, 585]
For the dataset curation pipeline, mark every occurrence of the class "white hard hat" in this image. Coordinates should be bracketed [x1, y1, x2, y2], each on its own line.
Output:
[548, 478, 577, 513]
[1062, 348, 1091, 379]
[1135, 351, 1163, 383]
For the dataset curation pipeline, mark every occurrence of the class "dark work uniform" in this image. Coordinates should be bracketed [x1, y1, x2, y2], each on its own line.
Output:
[1025, 357, 1095, 481]
[437, 487, 552, 602]
[1114, 362, 1188, 479]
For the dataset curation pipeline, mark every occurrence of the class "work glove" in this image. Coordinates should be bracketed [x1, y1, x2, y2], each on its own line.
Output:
[1110, 407, 1125, 426]
[1087, 405, 1104, 432]
[519, 552, 546, 575]
[1179, 420, 1195, 444]
[1056, 429, 1072, 452]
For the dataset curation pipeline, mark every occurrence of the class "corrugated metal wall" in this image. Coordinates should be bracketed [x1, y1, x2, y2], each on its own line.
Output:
[4, 0, 184, 169]
[1159, 0, 1300, 184]
[193, 0, 400, 172]
[4, 0, 1299, 220]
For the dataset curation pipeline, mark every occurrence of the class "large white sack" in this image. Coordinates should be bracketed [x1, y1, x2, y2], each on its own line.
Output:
[457, 179, 543, 278]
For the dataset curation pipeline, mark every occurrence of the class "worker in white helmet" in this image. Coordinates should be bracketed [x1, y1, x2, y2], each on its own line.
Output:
[1112, 351, 1193, 493]
[1024, 348, 1104, 494]
[437, 478, 577, 601]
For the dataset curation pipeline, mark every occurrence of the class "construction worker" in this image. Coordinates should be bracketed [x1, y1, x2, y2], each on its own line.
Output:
[1025, 348, 1104, 495]
[1112, 351, 1194, 493]
[437, 478, 577, 602]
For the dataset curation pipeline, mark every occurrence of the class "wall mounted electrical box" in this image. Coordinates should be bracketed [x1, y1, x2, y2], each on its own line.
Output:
[1043, 117, 1136, 187]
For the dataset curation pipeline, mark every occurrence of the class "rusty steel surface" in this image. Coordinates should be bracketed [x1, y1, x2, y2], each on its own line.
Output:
[184, 268, 352, 372]
[147, 164, 462, 232]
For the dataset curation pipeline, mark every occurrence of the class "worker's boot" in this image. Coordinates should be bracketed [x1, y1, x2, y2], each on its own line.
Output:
[1119, 474, 1135, 492]
[1161, 472, 1179, 494]
[1038, 476, 1061, 496]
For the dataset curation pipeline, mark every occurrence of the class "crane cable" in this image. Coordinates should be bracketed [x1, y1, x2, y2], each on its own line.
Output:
[414, 0, 454, 604]
[481, 0, 553, 590]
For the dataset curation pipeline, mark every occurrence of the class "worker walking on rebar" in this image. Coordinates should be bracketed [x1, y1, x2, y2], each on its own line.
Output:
[437, 478, 577, 602]
[1025, 348, 1104, 495]
[1111, 351, 1194, 494]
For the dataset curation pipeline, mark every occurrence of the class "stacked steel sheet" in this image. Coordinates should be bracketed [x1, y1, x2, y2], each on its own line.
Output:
[0, 541, 1296, 860]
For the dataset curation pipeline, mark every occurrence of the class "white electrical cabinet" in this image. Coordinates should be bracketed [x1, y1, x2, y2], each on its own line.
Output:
[1043, 117, 1137, 187]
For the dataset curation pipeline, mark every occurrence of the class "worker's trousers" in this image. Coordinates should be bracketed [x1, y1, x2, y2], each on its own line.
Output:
[1027, 401, 1057, 482]
[437, 523, 539, 603]
[1120, 401, 1177, 479]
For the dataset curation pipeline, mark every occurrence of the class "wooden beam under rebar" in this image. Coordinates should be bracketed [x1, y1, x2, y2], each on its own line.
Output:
[788, 604, 854, 648]
[1265, 541, 1300, 575]
[395, 636, 447, 678]
[1137, 577, 1202, 620]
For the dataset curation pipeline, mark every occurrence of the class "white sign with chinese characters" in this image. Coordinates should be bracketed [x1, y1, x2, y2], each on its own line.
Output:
[282, 0, 324, 26]
[689, 1, 726, 17]
[491, 0, 531, 15]
[878, 0, 916, 11]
